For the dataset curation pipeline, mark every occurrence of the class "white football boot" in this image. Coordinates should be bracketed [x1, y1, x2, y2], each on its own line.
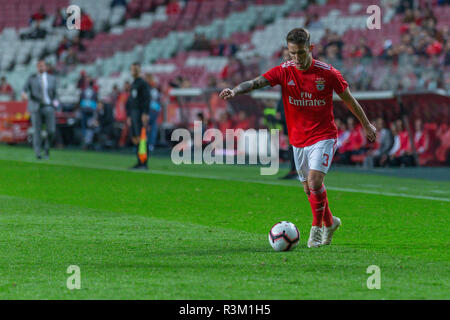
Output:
[307, 226, 323, 248]
[322, 216, 341, 246]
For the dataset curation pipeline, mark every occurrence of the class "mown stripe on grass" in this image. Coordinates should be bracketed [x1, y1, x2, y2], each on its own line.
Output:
[3, 158, 449, 203]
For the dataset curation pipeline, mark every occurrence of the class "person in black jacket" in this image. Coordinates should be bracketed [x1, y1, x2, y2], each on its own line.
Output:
[95, 101, 114, 149]
[126, 62, 150, 169]
[277, 97, 298, 179]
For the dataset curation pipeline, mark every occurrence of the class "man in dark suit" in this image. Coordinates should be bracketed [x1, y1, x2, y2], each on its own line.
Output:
[22, 60, 58, 160]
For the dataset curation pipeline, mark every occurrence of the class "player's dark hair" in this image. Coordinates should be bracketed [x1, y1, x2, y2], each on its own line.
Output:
[132, 62, 141, 68]
[286, 28, 310, 46]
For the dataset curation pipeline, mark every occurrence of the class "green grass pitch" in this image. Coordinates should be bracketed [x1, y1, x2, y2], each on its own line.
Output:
[0, 144, 448, 299]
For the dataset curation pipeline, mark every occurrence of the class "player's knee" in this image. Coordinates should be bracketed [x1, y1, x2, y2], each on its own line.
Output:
[307, 176, 322, 192]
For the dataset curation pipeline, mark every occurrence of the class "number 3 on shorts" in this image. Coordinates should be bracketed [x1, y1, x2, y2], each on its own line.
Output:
[322, 153, 329, 167]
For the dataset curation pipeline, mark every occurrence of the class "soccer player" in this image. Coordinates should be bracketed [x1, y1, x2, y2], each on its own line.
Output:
[219, 28, 376, 247]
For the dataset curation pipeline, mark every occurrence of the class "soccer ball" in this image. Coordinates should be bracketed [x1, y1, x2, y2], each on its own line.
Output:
[268, 221, 300, 251]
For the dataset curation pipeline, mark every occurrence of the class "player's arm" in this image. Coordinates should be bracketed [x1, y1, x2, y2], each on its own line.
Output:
[338, 87, 376, 142]
[219, 75, 270, 100]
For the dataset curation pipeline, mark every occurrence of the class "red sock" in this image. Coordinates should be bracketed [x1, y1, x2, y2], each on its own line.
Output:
[308, 185, 327, 227]
[323, 196, 334, 228]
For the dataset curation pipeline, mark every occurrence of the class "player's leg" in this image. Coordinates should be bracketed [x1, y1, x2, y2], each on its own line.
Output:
[293, 146, 323, 248]
[308, 139, 341, 245]
[307, 170, 326, 223]
[302, 179, 324, 248]
[308, 170, 333, 228]
[305, 169, 326, 247]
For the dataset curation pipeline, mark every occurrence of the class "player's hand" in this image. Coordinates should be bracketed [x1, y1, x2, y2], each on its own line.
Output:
[21, 92, 28, 101]
[364, 123, 377, 143]
[126, 117, 131, 127]
[219, 88, 235, 100]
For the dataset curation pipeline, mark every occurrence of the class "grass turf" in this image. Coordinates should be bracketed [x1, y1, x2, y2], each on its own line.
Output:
[0, 144, 448, 299]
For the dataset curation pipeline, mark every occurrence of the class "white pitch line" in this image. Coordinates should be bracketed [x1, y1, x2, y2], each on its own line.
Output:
[2, 157, 450, 202]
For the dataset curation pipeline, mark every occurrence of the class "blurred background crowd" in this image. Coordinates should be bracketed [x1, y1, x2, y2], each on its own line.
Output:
[0, 0, 448, 167]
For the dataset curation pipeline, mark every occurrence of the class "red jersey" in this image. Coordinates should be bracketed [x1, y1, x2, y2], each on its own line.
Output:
[263, 59, 348, 148]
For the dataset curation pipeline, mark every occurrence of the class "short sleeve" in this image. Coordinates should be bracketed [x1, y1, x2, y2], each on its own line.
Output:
[330, 67, 348, 94]
[262, 66, 282, 87]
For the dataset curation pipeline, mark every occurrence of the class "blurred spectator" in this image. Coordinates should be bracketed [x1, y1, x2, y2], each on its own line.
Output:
[111, 0, 127, 8]
[218, 112, 233, 135]
[445, 42, 450, 66]
[108, 84, 121, 104]
[71, 36, 86, 52]
[57, 36, 72, 57]
[92, 101, 115, 149]
[145, 73, 162, 152]
[77, 71, 89, 90]
[169, 75, 192, 89]
[388, 120, 415, 166]
[380, 39, 394, 60]
[387, 121, 401, 165]
[63, 47, 79, 66]
[336, 119, 349, 150]
[52, 7, 67, 27]
[402, 8, 415, 23]
[22, 21, 47, 40]
[166, 0, 181, 15]
[58, 35, 86, 59]
[115, 81, 131, 147]
[79, 79, 98, 148]
[191, 33, 211, 51]
[426, 39, 443, 56]
[351, 38, 373, 59]
[80, 11, 95, 39]
[0, 77, 14, 100]
[396, 0, 414, 14]
[233, 111, 250, 130]
[218, 39, 239, 57]
[436, 123, 450, 164]
[180, 77, 191, 88]
[115, 81, 130, 122]
[30, 5, 47, 24]
[323, 31, 344, 59]
[305, 13, 322, 30]
[363, 118, 394, 168]
[220, 57, 245, 82]
[337, 117, 365, 164]
[414, 119, 429, 156]
[169, 76, 184, 88]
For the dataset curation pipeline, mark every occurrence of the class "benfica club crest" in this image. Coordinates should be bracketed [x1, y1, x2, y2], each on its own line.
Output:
[315, 78, 325, 91]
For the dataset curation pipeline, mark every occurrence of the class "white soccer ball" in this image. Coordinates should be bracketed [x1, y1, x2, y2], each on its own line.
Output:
[268, 221, 300, 251]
